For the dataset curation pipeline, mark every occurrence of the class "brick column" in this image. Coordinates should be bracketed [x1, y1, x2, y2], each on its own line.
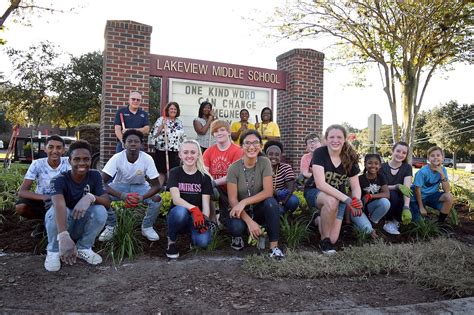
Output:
[276, 49, 324, 170]
[101, 20, 152, 166]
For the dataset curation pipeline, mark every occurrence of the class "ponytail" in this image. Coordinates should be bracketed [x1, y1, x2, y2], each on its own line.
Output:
[341, 141, 359, 174]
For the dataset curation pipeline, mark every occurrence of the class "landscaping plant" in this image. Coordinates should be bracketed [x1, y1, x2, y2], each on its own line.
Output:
[104, 201, 144, 265]
[280, 213, 308, 249]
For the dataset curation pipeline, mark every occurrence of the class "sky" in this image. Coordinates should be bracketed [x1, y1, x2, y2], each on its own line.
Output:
[1, 0, 472, 130]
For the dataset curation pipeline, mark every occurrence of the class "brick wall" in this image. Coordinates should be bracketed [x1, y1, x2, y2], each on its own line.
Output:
[276, 49, 324, 171]
[101, 20, 152, 167]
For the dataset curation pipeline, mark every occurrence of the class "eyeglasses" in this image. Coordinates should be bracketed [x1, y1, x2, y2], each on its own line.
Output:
[131, 98, 141, 102]
[307, 139, 320, 145]
[243, 140, 261, 147]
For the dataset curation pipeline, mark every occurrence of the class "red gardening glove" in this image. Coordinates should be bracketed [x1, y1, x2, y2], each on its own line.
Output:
[345, 197, 362, 217]
[361, 194, 373, 206]
[189, 206, 207, 233]
[123, 192, 139, 208]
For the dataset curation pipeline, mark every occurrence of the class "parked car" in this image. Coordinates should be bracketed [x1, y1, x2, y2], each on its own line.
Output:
[411, 157, 427, 168]
[442, 158, 454, 168]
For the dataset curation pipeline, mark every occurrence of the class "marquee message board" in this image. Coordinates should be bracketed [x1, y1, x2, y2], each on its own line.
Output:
[169, 79, 271, 139]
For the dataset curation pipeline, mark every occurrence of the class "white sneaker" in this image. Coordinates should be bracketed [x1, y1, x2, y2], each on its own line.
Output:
[44, 251, 61, 272]
[142, 227, 160, 241]
[77, 248, 103, 265]
[98, 225, 116, 242]
[383, 221, 400, 235]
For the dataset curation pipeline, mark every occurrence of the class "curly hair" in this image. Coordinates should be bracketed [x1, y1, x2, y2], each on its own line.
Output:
[68, 140, 91, 157]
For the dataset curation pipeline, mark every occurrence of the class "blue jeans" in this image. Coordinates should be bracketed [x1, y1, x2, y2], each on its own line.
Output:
[227, 197, 280, 242]
[410, 191, 444, 222]
[167, 206, 211, 248]
[106, 183, 161, 229]
[351, 198, 390, 233]
[275, 189, 300, 215]
[45, 205, 107, 252]
[304, 187, 345, 220]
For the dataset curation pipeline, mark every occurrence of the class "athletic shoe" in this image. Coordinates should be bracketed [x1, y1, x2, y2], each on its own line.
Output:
[142, 227, 160, 241]
[31, 223, 45, 239]
[208, 221, 218, 233]
[231, 236, 244, 251]
[98, 225, 115, 242]
[306, 210, 320, 232]
[44, 251, 61, 272]
[269, 247, 285, 260]
[383, 221, 400, 235]
[77, 248, 103, 265]
[319, 238, 336, 255]
[166, 243, 179, 259]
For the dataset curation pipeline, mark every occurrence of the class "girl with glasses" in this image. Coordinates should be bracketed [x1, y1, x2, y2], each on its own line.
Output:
[226, 130, 284, 259]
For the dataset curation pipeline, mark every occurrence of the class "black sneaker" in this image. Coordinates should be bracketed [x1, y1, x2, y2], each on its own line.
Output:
[269, 247, 285, 260]
[166, 243, 179, 259]
[306, 210, 320, 232]
[319, 238, 336, 255]
[30, 223, 45, 239]
[231, 236, 244, 251]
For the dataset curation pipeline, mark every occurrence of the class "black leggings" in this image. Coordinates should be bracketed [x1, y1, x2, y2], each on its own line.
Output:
[386, 190, 404, 221]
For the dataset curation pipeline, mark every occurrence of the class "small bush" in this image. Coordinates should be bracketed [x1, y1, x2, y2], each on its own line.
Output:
[280, 213, 309, 249]
[104, 201, 143, 265]
[406, 219, 444, 240]
[206, 229, 229, 251]
[159, 191, 172, 216]
[293, 190, 308, 215]
[0, 166, 27, 220]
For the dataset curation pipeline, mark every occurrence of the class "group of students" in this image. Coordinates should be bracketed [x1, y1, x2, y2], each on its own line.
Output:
[15, 92, 454, 271]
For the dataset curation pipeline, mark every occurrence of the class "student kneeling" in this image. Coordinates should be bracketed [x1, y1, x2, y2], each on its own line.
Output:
[44, 140, 109, 272]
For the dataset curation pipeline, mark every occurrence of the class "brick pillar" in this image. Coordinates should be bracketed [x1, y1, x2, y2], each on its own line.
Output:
[276, 49, 324, 170]
[101, 20, 152, 166]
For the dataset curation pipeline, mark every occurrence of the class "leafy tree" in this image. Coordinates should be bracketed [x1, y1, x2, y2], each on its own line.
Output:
[50, 51, 102, 128]
[269, 1, 473, 151]
[356, 124, 393, 157]
[1, 1, 78, 44]
[149, 76, 162, 124]
[420, 100, 473, 168]
[0, 41, 60, 128]
[412, 110, 435, 157]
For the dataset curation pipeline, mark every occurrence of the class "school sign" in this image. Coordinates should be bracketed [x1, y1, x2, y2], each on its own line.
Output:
[101, 20, 324, 170]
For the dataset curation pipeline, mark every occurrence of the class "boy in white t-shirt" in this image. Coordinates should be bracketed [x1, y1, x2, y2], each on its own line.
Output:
[16, 135, 71, 238]
[99, 129, 162, 242]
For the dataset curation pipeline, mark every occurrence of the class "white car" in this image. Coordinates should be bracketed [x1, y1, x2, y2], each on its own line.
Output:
[0, 140, 3, 149]
[442, 158, 454, 168]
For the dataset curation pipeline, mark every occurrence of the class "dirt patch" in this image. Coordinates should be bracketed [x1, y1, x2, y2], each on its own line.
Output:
[0, 208, 472, 312]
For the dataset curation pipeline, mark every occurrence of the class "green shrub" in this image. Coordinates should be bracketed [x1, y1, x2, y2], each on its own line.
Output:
[405, 219, 447, 240]
[0, 167, 26, 215]
[280, 213, 309, 249]
[104, 201, 143, 265]
[159, 191, 172, 216]
[293, 190, 308, 214]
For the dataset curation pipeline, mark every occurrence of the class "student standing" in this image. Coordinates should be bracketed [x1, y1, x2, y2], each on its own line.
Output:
[193, 101, 216, 152]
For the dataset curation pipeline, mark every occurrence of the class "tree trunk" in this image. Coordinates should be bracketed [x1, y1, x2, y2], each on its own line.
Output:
[453, 151, 457, 170]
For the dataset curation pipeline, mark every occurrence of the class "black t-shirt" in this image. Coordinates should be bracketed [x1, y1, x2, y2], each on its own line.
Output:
[359, 173, 387, 196]
[51, 170, 106, 210]
[167, 166, 212, 210]
[381, 162, 412, 186]
[305, 146, 360, 193]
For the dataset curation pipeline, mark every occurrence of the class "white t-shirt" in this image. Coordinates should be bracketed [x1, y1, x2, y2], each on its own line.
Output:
[103, 151, 159, 184]
[24, 157, 71, 195]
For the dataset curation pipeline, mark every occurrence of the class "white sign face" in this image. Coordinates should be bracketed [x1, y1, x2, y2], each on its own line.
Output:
[169, 79, 271, 139]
